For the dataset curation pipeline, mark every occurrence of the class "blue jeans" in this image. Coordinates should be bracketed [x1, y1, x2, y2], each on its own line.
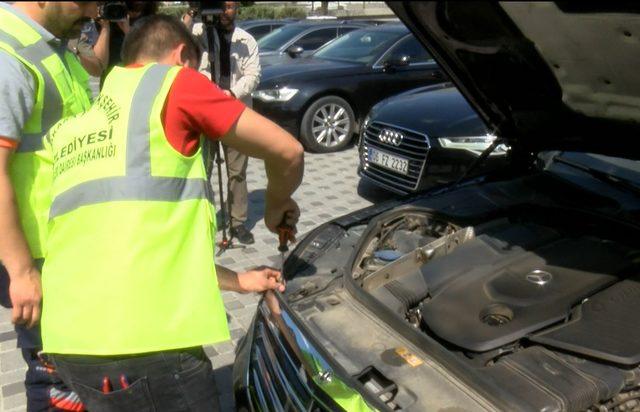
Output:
[49, 347, 219, 412]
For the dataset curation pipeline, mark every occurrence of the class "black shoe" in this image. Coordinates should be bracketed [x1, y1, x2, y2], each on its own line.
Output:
[230, 225, 255, 245]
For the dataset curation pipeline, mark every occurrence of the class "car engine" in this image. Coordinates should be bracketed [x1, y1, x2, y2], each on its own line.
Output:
[353, 208, 640, 411]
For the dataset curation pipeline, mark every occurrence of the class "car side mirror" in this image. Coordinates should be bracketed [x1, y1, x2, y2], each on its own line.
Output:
[383, 55, 411, 71]
[287, 45, 304, 58]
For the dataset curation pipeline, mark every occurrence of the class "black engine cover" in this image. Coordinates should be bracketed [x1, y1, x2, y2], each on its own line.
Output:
[532, 277, 640, 365]
[421, 223, 634, 352]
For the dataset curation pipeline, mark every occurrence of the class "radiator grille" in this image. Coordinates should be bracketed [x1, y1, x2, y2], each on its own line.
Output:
[360, 121, 430, 193]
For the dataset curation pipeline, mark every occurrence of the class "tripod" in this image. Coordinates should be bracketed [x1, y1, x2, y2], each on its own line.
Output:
[202, 13, 245, 256]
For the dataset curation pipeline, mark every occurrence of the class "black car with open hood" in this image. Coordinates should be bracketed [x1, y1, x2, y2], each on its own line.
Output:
[233, 3, 640, 411]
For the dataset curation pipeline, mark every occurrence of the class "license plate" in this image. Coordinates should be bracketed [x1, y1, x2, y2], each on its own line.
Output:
[368, 148, 409, 175]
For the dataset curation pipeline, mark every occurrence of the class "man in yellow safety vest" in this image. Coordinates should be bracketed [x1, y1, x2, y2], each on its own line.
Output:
[38, 14, 304, 411]
[0, 2, 95, 410]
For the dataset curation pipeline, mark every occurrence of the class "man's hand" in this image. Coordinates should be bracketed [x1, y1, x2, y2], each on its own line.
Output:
[9, 266, 42, 328]
[182, 11, 194, 29]
[237, 266, 285, 294]
[265, 196, 300, 235]
[95, 17, 107, 30]
[222, 89, 234, 97]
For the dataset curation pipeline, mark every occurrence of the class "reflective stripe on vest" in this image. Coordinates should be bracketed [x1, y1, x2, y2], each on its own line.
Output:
[49, 65, 211, 218]
[0, 33, 63, 152]
[41, 64, 228, 354]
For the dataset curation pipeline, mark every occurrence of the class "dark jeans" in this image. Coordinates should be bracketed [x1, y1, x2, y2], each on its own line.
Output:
[49, 347, 219, 412]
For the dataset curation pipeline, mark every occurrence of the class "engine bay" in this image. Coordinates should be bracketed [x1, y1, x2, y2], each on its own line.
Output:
[352, 207, 640, 411]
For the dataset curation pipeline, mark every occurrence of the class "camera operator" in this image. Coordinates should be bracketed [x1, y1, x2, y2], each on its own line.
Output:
[184, 1, 261, 244]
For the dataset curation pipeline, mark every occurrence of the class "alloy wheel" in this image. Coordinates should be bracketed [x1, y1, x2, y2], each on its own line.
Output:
[311, 103, 352, 148]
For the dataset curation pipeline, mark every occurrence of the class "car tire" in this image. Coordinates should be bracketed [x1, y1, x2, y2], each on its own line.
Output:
[300, 96, 356, 153]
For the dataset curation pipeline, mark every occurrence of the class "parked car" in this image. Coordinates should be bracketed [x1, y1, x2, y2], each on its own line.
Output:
[234, 2, 640, 411]
[257, 20, 371, 67]
[253, 24, 447, 153]
[358, 83, 508, 194]
[237, 19, 298, 40]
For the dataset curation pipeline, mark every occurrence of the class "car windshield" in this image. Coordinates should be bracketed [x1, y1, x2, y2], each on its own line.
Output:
[313, 29, 402, 64]
[257, 25, 308, 51]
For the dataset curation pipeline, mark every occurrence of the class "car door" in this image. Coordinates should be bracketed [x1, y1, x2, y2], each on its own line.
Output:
[371, 35, 444, 98]
[354, 35, 444, 122]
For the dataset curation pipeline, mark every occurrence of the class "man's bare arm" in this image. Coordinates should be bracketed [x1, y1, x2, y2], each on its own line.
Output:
[220, 108, 304, 233]
[91, 20, 110, 74]
[78, 54, 102, 77]
[0, 147, 41, 328]
[75, 22, 109, 77]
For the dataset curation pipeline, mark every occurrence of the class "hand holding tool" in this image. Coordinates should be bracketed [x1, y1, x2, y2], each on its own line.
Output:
[277, 223, 295, 271]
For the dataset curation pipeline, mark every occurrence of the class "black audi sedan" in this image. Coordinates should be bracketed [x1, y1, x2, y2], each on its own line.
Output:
[235, 2, 640, 411]
[253, 24, 447, 153]
[358, 84, 508, 195]
[257, 20, 371, 67]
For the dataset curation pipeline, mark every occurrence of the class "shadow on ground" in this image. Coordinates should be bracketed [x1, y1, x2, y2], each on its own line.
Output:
[215, 189, 266, 233]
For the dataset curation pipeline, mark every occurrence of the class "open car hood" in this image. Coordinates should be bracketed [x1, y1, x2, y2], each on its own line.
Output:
[387, 2, 640, 159]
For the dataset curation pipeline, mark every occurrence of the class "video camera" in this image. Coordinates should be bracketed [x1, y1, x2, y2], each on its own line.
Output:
[98, 1, 128, 21]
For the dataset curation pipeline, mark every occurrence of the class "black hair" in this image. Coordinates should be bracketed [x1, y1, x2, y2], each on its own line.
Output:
[121, 14, 201, 65]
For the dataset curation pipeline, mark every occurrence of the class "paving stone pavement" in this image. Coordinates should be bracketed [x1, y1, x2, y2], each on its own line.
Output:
[0, 143, 394, 411]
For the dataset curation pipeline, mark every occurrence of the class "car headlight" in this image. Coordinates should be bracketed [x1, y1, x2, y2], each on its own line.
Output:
[251, 87, 299, 103]
[438, 134, 507, 155]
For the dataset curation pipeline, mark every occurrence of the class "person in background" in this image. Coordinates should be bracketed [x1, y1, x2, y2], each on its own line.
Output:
[184, 1, 261, 244]
[0, 2, 95, 410]
[99, 1, 158, 86]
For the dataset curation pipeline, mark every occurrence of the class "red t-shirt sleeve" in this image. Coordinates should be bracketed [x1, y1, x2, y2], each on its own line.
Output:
[162, 67, 246, 156]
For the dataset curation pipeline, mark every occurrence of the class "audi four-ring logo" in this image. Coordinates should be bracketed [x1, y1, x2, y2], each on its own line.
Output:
[378, 128, 404, 146]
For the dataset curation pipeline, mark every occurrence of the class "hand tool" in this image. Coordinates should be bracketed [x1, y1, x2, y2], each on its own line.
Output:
[277, 223, 295, 273]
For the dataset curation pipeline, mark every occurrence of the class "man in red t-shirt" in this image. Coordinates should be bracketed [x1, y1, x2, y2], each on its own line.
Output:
[41, 15, 304, 411]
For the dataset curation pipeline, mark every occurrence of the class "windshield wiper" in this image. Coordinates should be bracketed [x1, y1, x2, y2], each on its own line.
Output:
[552, 154, 640, 197]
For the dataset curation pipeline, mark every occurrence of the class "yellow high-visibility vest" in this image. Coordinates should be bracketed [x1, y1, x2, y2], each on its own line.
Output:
[0, 3, 91, 259]
[40, 64, 229, 354]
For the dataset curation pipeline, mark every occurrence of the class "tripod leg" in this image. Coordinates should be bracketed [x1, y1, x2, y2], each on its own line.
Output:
[215, 140, 229, 243]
